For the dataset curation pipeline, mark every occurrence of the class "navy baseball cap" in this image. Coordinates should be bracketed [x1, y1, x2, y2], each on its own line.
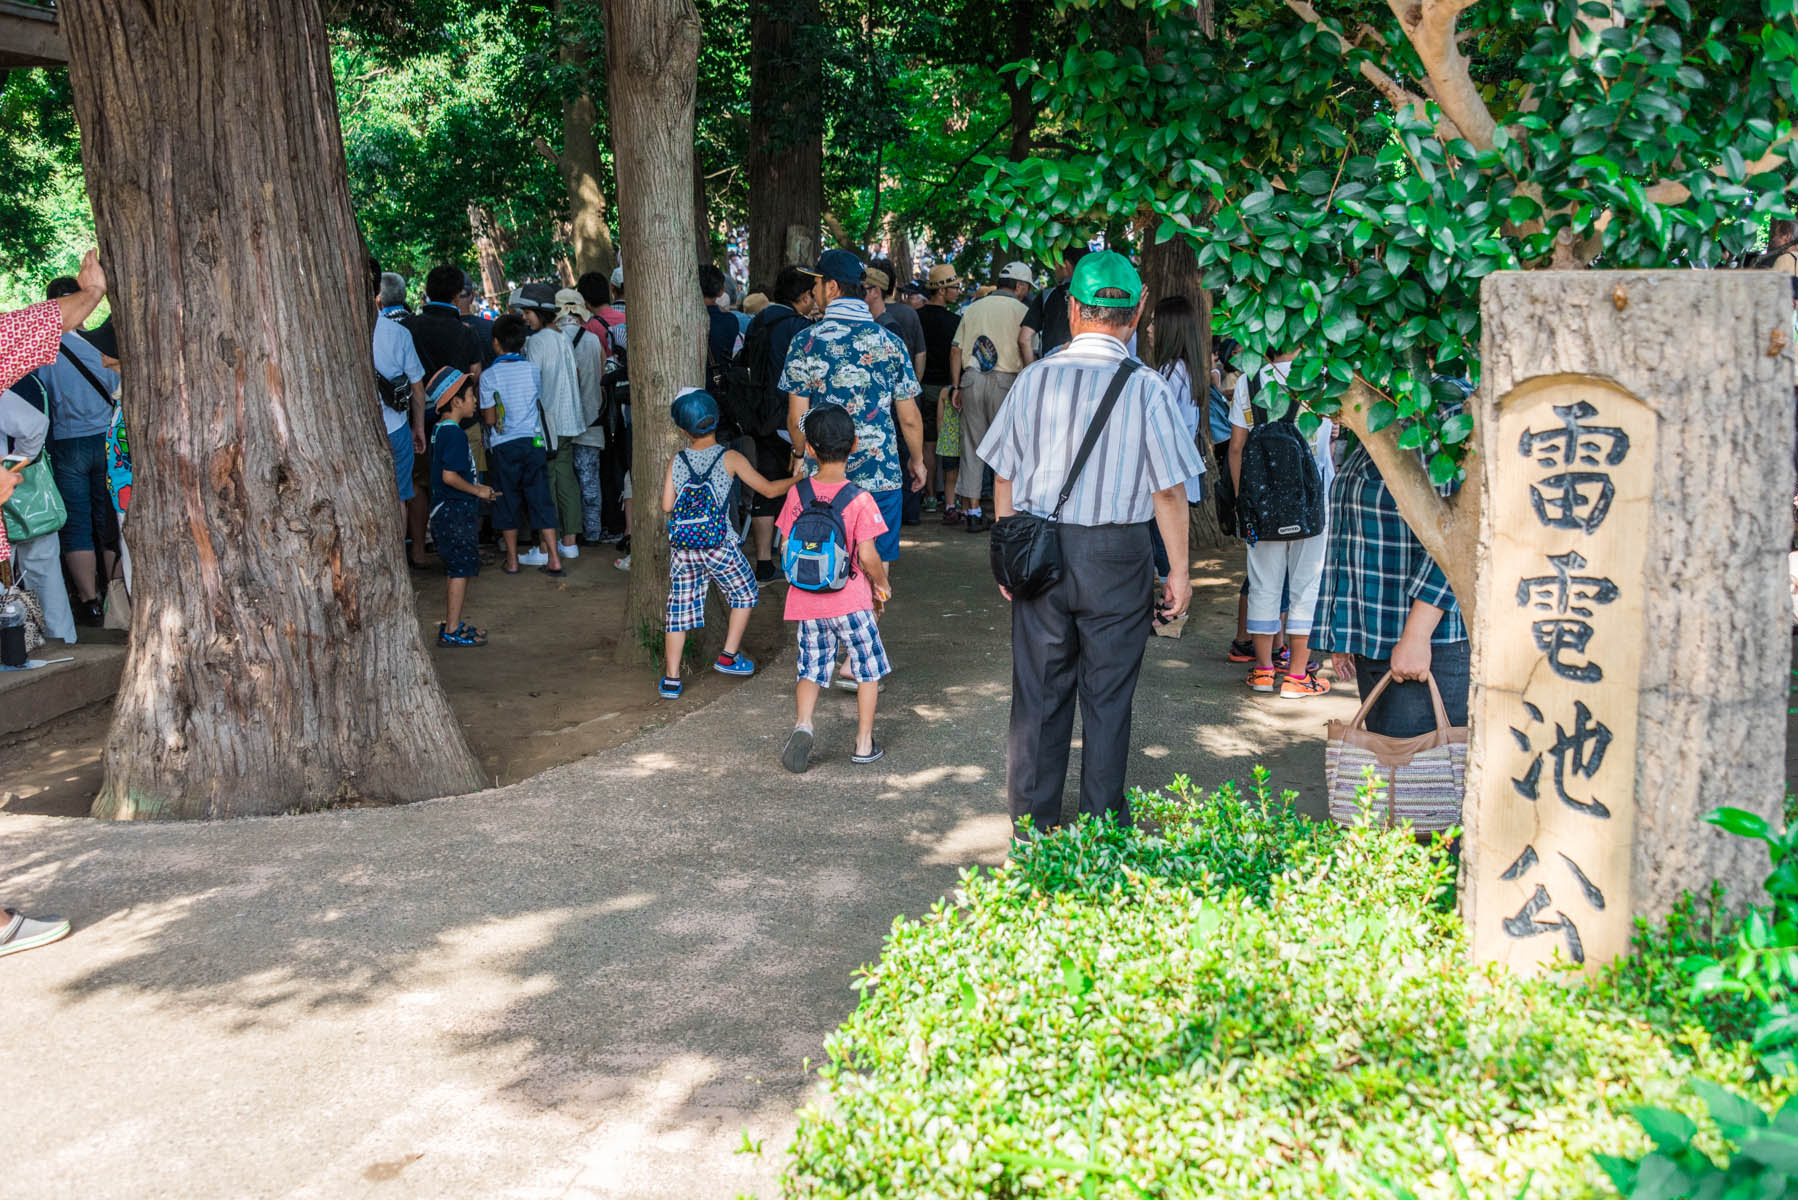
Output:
[815, 249, 865, 289]
[671, 387, 720, 435]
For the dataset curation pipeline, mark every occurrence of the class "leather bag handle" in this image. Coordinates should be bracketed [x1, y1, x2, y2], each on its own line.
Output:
[1344, 670, 1453, 736]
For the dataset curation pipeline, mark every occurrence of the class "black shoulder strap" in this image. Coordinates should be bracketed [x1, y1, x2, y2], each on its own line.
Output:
[573, 327, 587, 348]
[797, 477, 817, 507]
[63, 345, 116, 407]
[1053, 360, 1139, 520]
[827, 483, 860, 516]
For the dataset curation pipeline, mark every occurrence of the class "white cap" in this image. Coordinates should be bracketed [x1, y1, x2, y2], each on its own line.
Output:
[999, 261, 1034, 285]
[610, 266, 625, 288]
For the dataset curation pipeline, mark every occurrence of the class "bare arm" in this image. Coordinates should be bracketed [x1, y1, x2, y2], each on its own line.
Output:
[56, 250, 106, 333]
[1017, 324, 1037, 367]
[948, 347, 963, 407]
[857, 539, 891, 604]
[659, 455, 679, 514]
[1229, 425, 1248, 491]
[787, 392, 809, 457]
[409, 381, 428, 450]
[911, 351, 926, 381]
[1152, 484, 1191, 619]
[726, 449, 800, 499]
[893, 396, 925, 491]
[441, 468, 495, 502]
[993, 476, 1014, 518]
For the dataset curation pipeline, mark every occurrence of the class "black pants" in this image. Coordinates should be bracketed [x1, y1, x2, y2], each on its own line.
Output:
[600, 420, 632, 534]
[1007, 522, 1154, 835]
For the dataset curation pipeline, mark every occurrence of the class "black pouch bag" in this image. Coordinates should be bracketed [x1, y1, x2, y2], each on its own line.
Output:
[989, 360, 1139, 600]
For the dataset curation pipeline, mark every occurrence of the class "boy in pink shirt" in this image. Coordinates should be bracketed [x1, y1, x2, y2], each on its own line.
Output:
[776, 405, 893, 772]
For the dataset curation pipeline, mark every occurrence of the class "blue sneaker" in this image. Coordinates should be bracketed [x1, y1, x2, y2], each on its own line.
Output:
[714, 651, 756, 677]
[658, 676, 683, 699]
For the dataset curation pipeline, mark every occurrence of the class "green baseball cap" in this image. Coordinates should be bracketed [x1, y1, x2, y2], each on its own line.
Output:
[1069, 250, 1143, 307]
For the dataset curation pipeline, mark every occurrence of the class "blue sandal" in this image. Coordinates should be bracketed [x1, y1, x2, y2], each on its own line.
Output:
[438, 622, 484, 647]
[658, 676, 683, 699]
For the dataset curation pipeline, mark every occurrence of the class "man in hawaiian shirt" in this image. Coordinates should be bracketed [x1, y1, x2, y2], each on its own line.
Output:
[780, 248, 927, 567]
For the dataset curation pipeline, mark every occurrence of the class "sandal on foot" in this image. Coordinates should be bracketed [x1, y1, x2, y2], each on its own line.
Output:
[781, 727, 814, 774]
[1226, 639, 1256, 663]
[539, 565, 566, 578]
[452, 622, 487, 645]
[851, 740, 885, 765]
[0, 908, 71, 958]
[438, 622, 484, 647]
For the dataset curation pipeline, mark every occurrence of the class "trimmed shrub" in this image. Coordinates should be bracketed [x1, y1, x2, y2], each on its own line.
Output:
[782, 775, 1791, 1199]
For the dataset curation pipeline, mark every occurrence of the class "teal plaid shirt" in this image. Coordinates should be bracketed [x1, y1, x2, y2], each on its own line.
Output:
[1318, 443, 1467, 658]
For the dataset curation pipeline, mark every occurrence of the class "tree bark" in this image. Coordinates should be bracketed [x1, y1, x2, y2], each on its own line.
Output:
[1461, 270, 1792, 969]
[1140, 234, 1223, 551]
[694, 151, 714, 269]
[553, 0, 617, 280]
[1004, 1, 1037, 162]
[888, 220, 913, 291]
[745, 0, 821, 285]
[468, 204, 508, 300]
[601, 0, 703, 666]
[62, 0, 484, 819]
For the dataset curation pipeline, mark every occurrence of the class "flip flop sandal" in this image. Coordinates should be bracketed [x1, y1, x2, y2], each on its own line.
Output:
[781, 727, 814, 774]
[502, 565, 521, 575]
[438, 623, 482, 647]
[539, 566, 566, 578]
[0, 909, 71, 958]
[851, 740, 885, 765]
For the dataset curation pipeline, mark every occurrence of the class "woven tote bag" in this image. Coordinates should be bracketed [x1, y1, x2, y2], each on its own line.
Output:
[1324, 672, 1467, 832]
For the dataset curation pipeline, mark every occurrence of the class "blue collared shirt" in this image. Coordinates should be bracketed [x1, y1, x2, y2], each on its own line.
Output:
[38, 333, 119, 441]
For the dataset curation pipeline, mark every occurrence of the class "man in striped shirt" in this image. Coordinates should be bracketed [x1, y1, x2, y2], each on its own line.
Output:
[978, 251, 1206, 836]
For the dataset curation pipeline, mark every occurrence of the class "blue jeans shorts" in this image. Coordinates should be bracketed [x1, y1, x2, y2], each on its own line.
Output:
[872, 488, 902, 562]
[387, 423, 415, 503]
[50, 433, 121, 555]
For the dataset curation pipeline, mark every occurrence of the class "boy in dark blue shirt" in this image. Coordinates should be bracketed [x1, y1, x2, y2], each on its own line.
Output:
[426, 367, 498, 646]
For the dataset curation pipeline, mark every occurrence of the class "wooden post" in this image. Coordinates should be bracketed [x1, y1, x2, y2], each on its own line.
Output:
[1463, 270, 1793, 972]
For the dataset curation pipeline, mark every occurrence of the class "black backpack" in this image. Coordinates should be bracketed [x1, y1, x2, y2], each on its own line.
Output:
[723, 314, 799, 439]
[594, 313, 628, 436]
[1235, 372, 1324, 543]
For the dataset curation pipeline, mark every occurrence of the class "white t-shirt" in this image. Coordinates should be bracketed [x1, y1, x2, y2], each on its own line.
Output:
[1230, 360, 1334, 486]
[372, 313, 424, 437]
[1160, 360, 1208, 504]
[480, 355, 544, 448]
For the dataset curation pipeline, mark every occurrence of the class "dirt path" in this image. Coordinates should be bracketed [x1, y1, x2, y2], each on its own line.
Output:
[0, 525, 1412, 1199]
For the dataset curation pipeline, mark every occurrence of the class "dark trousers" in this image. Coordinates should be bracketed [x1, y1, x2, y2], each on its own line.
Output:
[1008, 522, 1154, 835]
[600, 421, 632, 534]
[1353, 639, 1471, 737]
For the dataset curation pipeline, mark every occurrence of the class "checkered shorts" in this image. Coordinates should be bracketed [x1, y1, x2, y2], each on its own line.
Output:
[665, 544, 759, 633]
[795, 610, 890, 687]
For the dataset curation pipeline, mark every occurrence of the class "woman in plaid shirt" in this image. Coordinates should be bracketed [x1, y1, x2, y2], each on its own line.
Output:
[1317, 434, 1470, 739]
[0, 250, 107, 958]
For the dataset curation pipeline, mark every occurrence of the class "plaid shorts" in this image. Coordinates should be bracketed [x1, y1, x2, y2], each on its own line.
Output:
[665, 544, 759, 633]
[795, 610, 890, 687]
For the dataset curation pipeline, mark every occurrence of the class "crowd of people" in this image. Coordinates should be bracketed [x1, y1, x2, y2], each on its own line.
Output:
[0, 237, 1473, 957]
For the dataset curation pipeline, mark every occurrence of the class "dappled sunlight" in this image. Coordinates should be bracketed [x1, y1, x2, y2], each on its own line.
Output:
[883, 762, 989, 792]
[907, 813, 1011, 867]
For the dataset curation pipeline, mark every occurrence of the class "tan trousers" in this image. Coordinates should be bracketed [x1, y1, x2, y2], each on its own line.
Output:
[955, 367, 1015, 503]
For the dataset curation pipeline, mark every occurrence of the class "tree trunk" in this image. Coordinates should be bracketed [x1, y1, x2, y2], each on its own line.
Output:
[694, 151, 714, 269]
[888, 220, 914, 291]
[553, 0, 617, 280]
[1459, 270, 1791, 971]
[745, 0, 821, 286]
[601, 0, 703, 666]
[63, 0, 484, 819]
[468, 204, 508, 299]
[1004, 1, 1037, 162]
[1140, 234, 1223, 551]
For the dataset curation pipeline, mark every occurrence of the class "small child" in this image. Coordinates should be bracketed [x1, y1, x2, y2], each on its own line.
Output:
[776, 405, 893, 772]
[481, 313, 565, 577]
[657, 388, 799, 699]
[426, 367, 499, 646]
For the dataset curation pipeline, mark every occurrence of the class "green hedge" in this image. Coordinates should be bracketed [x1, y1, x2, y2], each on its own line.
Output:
[782, 773, 1792, 1199]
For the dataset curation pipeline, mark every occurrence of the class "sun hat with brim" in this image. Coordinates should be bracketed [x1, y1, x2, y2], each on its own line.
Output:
[427, 367, 471, 411]
[999, 261, 1034, 285]
[862, 266, 892, 295]
[926, 264, 959, 288]
[515, 281, 561, 311]
[1069, 250, 1143, 307]
[670, 387, 721, 436]
[555, 288, 592, 323]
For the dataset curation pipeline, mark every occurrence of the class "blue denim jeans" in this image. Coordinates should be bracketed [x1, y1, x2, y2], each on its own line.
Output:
[1353, 639, 1471, 738]
[50, 433, 120, 555]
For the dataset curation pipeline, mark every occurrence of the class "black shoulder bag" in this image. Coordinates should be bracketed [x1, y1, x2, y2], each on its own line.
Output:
[988, 360, 1139, 600]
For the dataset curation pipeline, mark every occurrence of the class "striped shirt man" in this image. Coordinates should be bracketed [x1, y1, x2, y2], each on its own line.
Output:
[977, 332, 1205, 526]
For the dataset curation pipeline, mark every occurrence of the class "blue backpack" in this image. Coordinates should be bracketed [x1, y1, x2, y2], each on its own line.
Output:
[782, 479, 862, 592]
[668, 450, 731, 550]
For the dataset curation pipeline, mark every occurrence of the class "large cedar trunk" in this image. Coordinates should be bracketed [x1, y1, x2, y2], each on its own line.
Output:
[745, 0, 821, 284]
[62, 0, 484, 818]
[1141, 235, 1223, 551]
[554, 1, 617, 280]
[468, 204, 508, 300]
[602, 0, 703, 665]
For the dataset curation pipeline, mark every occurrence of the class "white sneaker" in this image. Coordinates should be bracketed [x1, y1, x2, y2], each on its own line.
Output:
[559, 542, 580, 559]
[613, 555, 631, 571]
[518, 548, 549, 567]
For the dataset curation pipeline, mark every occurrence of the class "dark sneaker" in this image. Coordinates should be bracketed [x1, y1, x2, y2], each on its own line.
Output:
[754, 560, 779, 586]
[781, 727, 815, 774]
[0, 908, 71, 958]
[964, 513, 990, 533]
[851, 740, 885, 764]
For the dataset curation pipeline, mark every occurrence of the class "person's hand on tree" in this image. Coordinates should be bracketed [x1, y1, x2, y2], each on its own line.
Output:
[1331, 652, 1356, 682]
[1389, 630, 1433, 682]
[77, 249, 107, 298]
